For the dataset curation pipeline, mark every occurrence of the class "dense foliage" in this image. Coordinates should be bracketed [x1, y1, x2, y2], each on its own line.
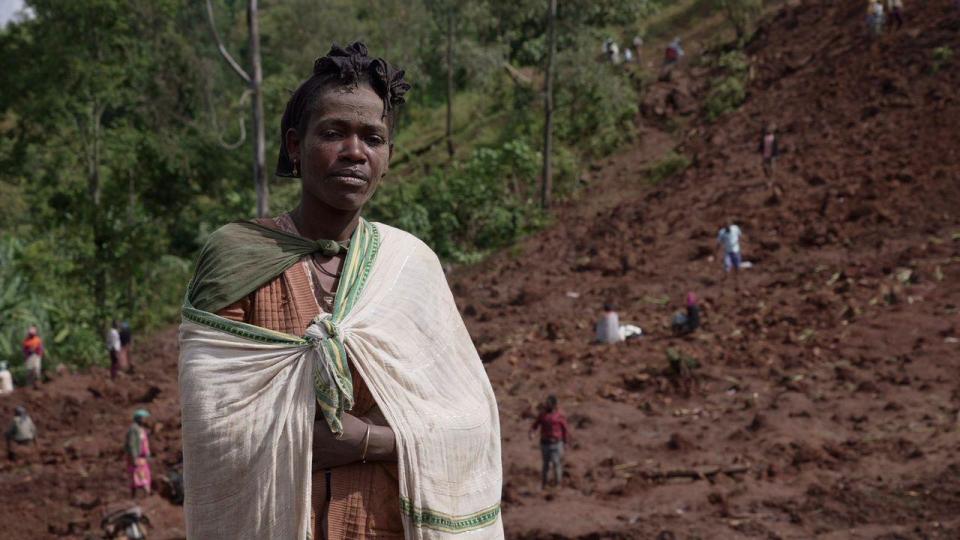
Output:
[0, 0, 670, 369]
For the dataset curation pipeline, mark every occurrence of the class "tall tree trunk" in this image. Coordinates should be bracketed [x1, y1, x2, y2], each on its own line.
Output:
[126, 175, 136, 316]
[540, 0, 557, 209]
[87, 101, 108, 332]
[445, 7, 455, 158]
[249, 0, 269, 217]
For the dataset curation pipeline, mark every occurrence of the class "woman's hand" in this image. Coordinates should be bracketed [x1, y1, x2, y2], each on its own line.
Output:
[312, 411, 397, 470]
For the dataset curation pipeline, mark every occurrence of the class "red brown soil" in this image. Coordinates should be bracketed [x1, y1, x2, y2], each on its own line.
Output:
[2, 1, 960, 538]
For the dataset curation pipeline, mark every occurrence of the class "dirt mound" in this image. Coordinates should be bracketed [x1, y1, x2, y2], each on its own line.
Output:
[1, 1, 959, 538]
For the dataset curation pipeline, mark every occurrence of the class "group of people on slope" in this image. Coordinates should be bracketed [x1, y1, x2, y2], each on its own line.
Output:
[867, 0, 906, 36]
[603, 34, 645, 65]
[4, 403, 153, 499]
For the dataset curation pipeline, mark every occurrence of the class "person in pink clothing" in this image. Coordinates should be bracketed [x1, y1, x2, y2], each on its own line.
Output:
[126, 409, 152, 498]
[529, 395, 570, 489]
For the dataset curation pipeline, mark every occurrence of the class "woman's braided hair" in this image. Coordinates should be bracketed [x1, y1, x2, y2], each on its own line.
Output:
[276, 42, 411, 178]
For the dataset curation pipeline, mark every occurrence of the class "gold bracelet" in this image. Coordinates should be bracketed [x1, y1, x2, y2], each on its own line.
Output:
[360, 424, 372, 464]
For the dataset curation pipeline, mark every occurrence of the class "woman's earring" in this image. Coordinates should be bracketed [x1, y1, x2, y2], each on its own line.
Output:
[292, 159, 300, 177]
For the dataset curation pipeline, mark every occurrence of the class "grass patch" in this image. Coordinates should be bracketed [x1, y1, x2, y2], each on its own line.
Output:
[931, 46, 954, 74]
[705, 50, 750, 121]
[647, 152, 691, 184]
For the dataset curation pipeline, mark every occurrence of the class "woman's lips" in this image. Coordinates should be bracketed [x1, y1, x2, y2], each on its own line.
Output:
[328, 173, 368, 188]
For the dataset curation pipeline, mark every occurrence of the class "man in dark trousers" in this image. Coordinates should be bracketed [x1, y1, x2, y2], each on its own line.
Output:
[529, 395, 570, 489]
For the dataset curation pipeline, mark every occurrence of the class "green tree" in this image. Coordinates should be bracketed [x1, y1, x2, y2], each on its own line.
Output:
[717, 0, 763, 44]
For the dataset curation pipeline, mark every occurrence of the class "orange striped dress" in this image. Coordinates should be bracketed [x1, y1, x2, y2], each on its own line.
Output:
[217, 215, 403, 539]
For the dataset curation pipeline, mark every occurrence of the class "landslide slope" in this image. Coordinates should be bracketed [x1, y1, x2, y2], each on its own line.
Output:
[1, 1, 959, 539]
[459, 1, 960, 538]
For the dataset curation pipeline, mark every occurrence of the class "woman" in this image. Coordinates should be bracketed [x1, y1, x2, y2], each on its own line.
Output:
[125, 409, 152, 498]
[179, 43, 503, 539]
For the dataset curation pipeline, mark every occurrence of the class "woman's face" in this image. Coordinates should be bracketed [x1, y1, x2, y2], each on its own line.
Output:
[287, 84, 392, 212]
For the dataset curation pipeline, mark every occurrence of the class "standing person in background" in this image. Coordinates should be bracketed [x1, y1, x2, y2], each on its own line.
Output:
[716, 223, 745, 291]
[867, 0, 885, 37]
[759, 123, 780, 179]
[126, 409, 152, 498]
[22, 326, 44, 388]
[0, 362, 13, 395]
[885, 0, 904, 31]
[664, 37, 684, 65]
[5, 406, 36, 460]
[632, 34, 644, 64]
[106, 320, 123, 379]
[119, 321, 134, 374]
[685, 291, 701, 333]
[529, 395, 569, 490]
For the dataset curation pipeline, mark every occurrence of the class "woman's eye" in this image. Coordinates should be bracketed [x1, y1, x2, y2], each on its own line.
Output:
[321, 130, 341, 138]
[366, 135, 385, 146]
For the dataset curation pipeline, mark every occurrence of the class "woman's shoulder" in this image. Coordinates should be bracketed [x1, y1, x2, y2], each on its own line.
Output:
[370, 222, 439, 262]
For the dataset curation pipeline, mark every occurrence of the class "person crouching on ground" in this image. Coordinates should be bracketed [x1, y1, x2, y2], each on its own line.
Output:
[126, 409, 152, 498]
[5, 406, 37, 460]
[529, 395, 569, 490]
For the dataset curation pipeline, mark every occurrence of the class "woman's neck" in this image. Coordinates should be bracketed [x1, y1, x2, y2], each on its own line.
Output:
[291, 198, 360, 242]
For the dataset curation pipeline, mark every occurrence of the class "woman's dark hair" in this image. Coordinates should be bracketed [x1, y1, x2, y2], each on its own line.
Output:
[276, 41, 411, 178]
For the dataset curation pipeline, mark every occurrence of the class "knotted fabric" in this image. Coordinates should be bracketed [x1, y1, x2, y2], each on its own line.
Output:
[185, 218, 376, 434]
[179, 221, 503, 539]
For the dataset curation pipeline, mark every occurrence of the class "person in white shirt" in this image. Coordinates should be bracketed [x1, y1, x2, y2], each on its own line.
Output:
[106, 320, 122, 379]
[596, 303, 622, 344]
[0, 362, 13, 395]
[716, 223, 745, 289]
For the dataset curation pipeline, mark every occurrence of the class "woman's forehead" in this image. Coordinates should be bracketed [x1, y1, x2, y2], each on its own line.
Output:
[312, 85, 386, 126]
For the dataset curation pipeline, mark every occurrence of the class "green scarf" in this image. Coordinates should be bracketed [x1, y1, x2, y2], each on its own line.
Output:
[183, 218, 381, 433]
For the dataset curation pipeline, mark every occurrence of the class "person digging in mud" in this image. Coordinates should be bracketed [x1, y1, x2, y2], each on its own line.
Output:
[179, 42, 502, 539]
[529, 395, 569, 490]
[126, 409, 152, 499]
[596, 302, 642, 344]
[666, 348, 699, 398]
[671, 292, 701, 335]
[101, 505, 150, 540]
[716, 223, 745, 291]
[758, 124, 780, 180]
[5, 406, 37, 460]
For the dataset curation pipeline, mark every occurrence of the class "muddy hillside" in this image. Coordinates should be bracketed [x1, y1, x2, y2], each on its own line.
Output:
[1, 1, 959, 538]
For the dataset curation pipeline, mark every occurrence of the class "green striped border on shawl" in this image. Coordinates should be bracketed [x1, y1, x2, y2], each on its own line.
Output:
[182, 303, 307, 346]
[400, 497, 501, 534]
[310, 219, 380, 434]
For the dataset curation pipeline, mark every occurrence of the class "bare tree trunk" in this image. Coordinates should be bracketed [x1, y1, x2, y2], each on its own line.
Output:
[87, 101, 108, 331]
[249, 0, 269, 217]
[445, 7, 455, 158]
[126, 175, 136, 315]
[540, 0, 557, 209]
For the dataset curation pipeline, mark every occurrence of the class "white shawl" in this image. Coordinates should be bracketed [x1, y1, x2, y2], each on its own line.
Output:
[179, 224, 503, 539]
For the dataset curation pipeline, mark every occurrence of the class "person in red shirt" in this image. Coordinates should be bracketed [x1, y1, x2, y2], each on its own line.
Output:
[529, 395, 570, 489]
